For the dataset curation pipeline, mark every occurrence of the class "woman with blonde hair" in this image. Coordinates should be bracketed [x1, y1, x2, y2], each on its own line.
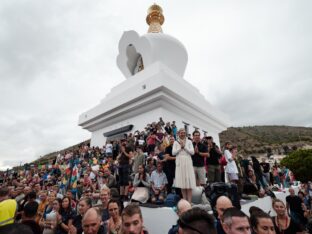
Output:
[272, 199, 303, 234]
[42, 198, 62, 234]
[39, 192, 56, 228]
[172, 128, 196, 203]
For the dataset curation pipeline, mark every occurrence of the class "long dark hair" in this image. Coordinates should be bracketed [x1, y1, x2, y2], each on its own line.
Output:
[108, 198, 122, 215]
[138, 164, 147, 181]
[60, 196, 72, 214]
[250, 211, 272, 233]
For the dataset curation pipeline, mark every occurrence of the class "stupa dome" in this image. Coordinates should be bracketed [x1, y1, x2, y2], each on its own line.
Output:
[116, 30, 188, 78]
[117, 4, 188, 78]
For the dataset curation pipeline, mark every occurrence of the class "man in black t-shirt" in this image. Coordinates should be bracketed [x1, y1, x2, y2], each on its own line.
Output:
[164, 122, 172, 135]
[118, 139, 133, 201]
[21, 201, 42, 234]
[191, 131, 209, 186]
[164, 136, 176, 193]
[206, 136, 222, 183]
[260, 158, 270, 185]
[286, 188, 306, 227]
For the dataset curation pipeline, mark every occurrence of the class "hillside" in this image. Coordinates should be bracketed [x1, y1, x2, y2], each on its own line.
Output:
[219, 125, 312, 155]
[30, 139, 90, 165]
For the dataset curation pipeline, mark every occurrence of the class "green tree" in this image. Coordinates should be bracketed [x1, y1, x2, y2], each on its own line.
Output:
[280, 149, 312, 183]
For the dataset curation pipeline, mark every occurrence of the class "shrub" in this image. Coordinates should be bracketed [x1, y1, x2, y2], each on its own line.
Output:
[280, 149, 312, 183]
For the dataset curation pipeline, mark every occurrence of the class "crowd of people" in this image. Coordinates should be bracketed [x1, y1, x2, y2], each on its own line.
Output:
[0, 118, 311, 234]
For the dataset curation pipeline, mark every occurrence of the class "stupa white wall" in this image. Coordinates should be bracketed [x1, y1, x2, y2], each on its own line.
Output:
[78, 7, 230, 147]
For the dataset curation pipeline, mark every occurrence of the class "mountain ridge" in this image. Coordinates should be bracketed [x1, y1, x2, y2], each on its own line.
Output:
[219, 125, 312, 155]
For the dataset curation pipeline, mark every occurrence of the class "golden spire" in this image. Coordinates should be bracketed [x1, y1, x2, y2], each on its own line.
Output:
[146, 3, 164, 33]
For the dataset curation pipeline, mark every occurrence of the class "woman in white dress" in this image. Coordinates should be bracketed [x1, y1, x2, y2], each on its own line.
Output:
[172, 128, 196, 203]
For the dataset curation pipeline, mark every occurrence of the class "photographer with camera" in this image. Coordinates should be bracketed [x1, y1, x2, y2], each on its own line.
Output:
[205, 136, 222, 183]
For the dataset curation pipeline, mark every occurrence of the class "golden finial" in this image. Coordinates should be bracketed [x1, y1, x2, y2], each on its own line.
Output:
[146, 3, 164, 33]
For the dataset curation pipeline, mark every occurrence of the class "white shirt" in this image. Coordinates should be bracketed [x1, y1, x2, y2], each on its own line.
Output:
[224, 149, 238, 174]
[105, 144, 113, 154]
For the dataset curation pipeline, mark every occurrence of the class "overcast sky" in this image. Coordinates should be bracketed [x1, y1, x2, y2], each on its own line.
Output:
[0, 0, 311, 170]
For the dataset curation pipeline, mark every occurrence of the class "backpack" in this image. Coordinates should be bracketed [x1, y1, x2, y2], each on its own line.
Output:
[219, 155, 227, 166]
[164, 193, 180, 207]
[205, 182, 241, 210]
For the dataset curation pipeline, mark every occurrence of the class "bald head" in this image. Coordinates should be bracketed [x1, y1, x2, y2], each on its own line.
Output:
[177, 199, 192, 217]
[289, 188, 295, 196]
[83, 208, 100, 221]
[82, 208, 101, 234]
[216, 196, 233, 219]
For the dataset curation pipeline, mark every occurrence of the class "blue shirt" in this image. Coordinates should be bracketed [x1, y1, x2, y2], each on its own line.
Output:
[151, 170, 168, 188]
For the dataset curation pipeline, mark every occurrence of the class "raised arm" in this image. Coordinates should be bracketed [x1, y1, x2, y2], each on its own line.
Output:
[224, 149, 233, 162]
[172, 141, 180, 156]
[141, 174, 151, 187]
[133, 173, 140, 187]
[184, 139, 194, 155]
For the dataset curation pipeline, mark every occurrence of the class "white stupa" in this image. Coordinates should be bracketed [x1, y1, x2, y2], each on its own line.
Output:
[78, 4, 230, 147]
